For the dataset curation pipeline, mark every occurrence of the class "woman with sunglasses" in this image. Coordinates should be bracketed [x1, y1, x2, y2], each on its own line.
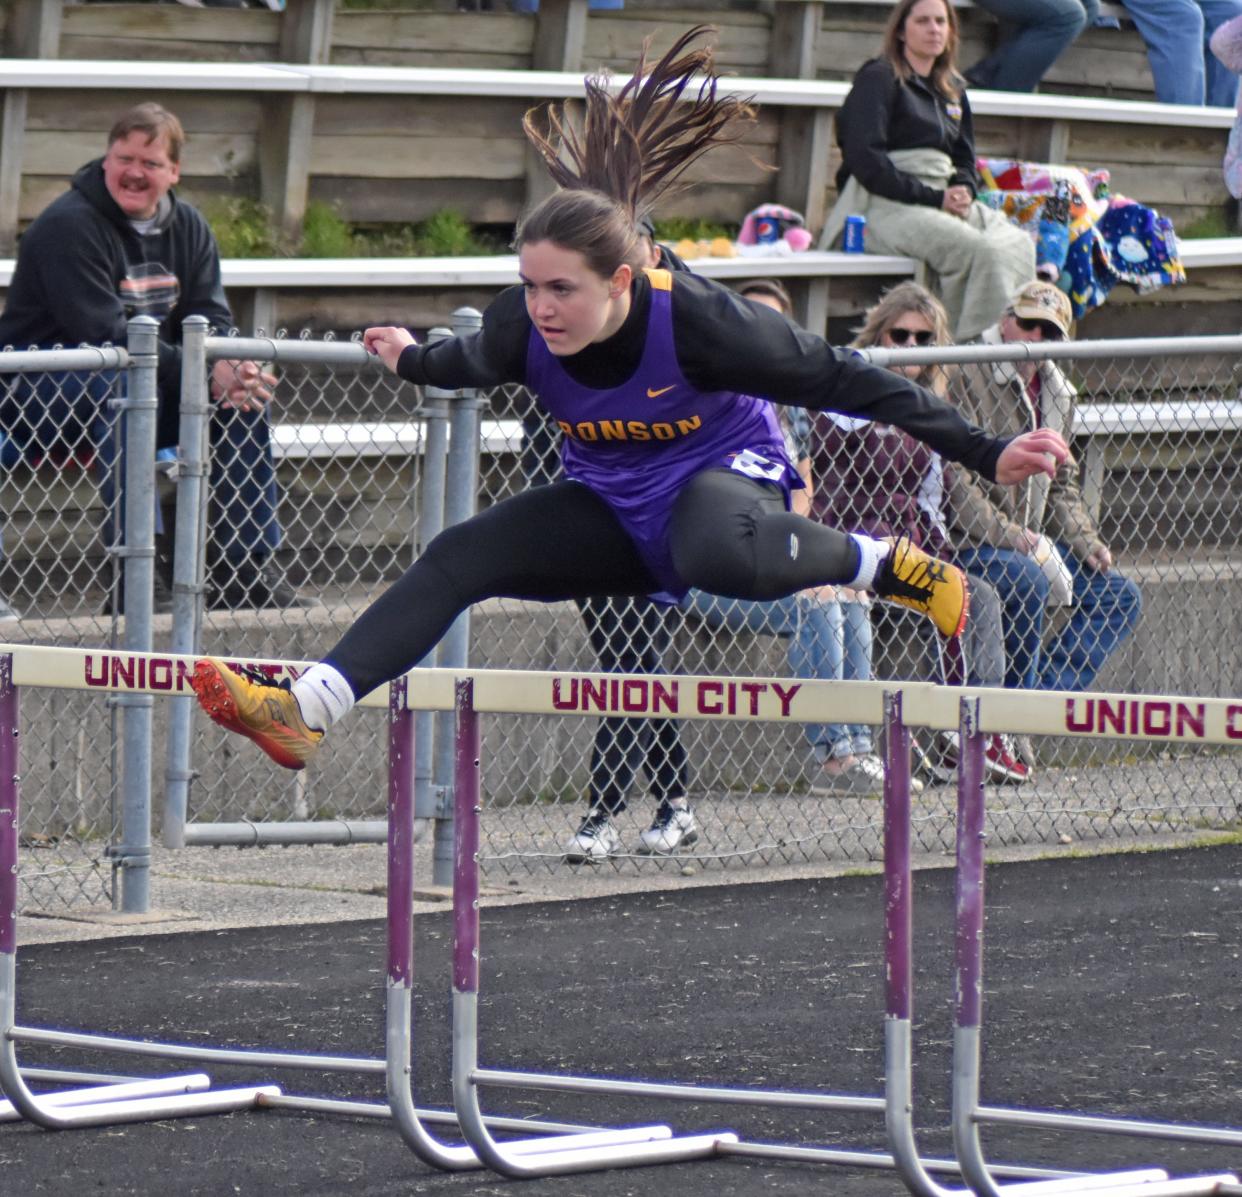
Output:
[948, 280, 1141, 698]
[822, 0, 1035, 340]
[812, 282, 1031, 783]
[188, 28, 1068, 775]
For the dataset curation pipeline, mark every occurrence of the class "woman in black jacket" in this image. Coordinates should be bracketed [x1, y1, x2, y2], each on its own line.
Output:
[821, 0, 1035, 339]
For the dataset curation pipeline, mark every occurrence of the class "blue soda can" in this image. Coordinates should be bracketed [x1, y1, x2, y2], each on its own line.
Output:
[754, 213, 782, 245]
[843, 214, 867, 253]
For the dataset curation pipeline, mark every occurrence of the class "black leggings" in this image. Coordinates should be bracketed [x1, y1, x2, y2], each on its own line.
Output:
[326, 468, 860, 698]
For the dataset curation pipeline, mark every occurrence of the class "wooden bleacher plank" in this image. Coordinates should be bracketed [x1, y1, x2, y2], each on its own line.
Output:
[0, 59, 1232, 126]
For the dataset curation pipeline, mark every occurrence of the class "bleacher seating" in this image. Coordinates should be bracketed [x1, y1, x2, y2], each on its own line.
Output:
[1, 53, 1236, 337]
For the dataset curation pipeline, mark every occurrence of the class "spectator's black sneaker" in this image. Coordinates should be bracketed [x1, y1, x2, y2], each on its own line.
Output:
[564, 809, 621, 863]
[930, 730, 960, 784]
[209, 559, 322, 611]
[874, 536, 968, 639]
[637, 799, 698, 855]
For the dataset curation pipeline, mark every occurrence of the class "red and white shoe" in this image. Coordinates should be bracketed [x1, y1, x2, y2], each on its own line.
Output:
[930, 731, 1031, 785]
[984, 734, 1032, 784]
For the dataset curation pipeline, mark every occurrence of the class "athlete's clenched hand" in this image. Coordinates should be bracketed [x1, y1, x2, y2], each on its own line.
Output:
[994, 428, 1069, 485]
[364, 326, 417, 373]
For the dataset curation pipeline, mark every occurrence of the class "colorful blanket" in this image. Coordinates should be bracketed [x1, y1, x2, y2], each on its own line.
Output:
[976, 158, 1184, 319]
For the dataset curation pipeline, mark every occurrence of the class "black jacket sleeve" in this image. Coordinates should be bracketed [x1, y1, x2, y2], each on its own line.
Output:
[396, 285, 529, 388]
[671, 274, 1006, 480]
[12, 206, 132, 349]
[949, 92, 980, 195]
[837, 60, 945, 209]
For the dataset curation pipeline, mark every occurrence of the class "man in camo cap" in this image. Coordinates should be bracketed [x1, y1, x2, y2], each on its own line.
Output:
[945, 280, 1141, 717]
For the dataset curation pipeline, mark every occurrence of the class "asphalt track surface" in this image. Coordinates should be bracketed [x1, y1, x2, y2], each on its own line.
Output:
[4, 844, 1242, 1196]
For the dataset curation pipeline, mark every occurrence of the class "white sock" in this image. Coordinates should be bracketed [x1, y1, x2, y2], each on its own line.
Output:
[848, 534, 889, 590]
[291, 664, 355, 732]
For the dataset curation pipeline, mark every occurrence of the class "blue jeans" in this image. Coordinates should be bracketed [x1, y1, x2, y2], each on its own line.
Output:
[955, 545, 1142, 691]
[1121, 0, 1242, 105]
[2, 366, 282, 563]
[685, 589, 874, 758]
[967, 0, 1099, 91]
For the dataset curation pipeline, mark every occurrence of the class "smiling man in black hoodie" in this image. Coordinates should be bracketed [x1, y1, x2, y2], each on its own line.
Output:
[0, 102, 313, 612]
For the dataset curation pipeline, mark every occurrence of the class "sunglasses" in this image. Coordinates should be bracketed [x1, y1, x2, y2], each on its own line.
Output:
[1015, 316, 1065, 341]
[885, 326, 934, 346]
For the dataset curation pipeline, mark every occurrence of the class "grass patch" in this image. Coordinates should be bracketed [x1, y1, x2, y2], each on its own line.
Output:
[201, 199, 506, 259]
[513, 781, 582, 807]
[299, 200, 356, 258]
[1177, 207, 1234, 239]
[1008, 826, 1242, 865]
[654, 216, 737, 244]
[200, 196, 281, 258]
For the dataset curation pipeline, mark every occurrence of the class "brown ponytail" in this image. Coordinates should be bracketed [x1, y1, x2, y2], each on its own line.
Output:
[517, 25, 757, 277]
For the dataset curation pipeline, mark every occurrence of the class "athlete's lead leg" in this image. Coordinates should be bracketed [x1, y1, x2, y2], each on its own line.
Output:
[667, 469, 968, 638]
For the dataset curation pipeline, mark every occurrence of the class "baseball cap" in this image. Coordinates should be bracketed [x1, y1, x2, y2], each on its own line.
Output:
[1009, 280, 1072, 338]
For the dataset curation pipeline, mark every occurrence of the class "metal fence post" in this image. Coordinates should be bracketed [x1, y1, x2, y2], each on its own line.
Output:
[414, 328, 453, 854]
[430, 306, 484, 887]
[112, 315, 159, 913]
[162, 316, 212, 849]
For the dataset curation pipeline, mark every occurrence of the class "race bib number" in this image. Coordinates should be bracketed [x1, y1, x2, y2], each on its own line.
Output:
[729, 448, 785, 482]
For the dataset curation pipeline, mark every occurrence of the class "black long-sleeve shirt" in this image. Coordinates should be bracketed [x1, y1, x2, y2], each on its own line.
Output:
[396, 269, 1007, 481]
[835, 57, 979, 208]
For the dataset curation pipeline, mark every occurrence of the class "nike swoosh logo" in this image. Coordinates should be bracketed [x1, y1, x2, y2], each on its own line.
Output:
[647, 385, 675, 398]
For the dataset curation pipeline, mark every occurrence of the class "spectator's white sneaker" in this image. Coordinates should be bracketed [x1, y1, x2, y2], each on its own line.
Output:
[564, 810, 621, 863]
[855, 752, 924, 795]
[637, 799, 698, 855]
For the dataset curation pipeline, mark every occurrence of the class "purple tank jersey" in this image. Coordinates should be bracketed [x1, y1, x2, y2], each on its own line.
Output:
[525, 268, 798, 600]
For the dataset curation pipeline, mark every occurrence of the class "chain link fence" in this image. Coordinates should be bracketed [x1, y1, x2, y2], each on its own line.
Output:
[5, 325, 1242, 910]
[461, 337, 1242, 875]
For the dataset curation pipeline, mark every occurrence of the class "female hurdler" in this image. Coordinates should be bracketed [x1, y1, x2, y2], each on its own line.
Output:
[191, 26, 1067, 773]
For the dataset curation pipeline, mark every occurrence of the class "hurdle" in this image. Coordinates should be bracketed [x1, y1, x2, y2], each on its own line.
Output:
[881, 691, 1184, 1197]
[936, 689, 1242, 1197]
[0, 646, 676, 1161]
[432, 670, 1214, 1187]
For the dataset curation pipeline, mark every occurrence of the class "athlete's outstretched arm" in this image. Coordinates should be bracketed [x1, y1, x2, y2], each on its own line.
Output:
[994, 427, 1068, 484]
[669, 273, 1037, 481]
[364, 286, 530, 390]
[363, 325, 415, 372]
